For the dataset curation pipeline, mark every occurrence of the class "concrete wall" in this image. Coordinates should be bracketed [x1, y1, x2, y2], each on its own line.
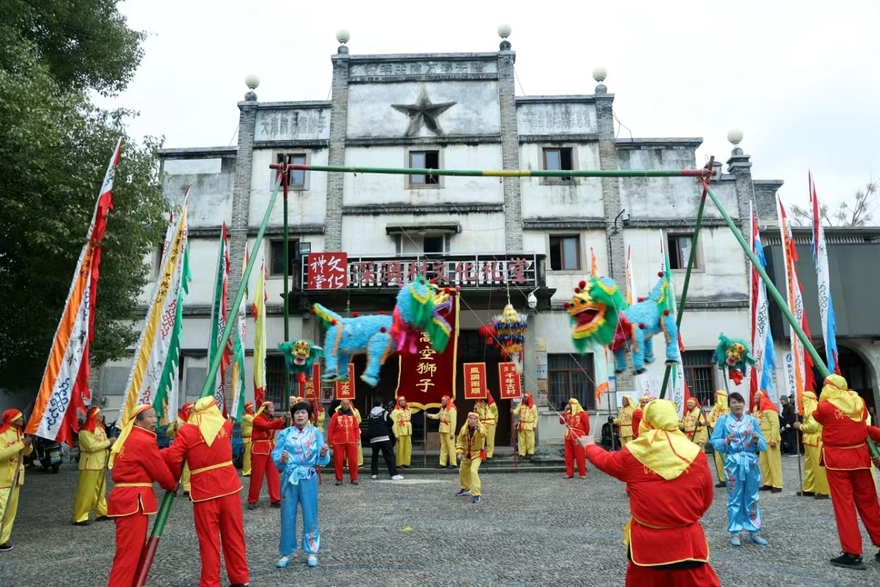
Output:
[341, 213, 505, 255]
[255, 107, 331, 142]
[249, 148, 329, 227]
[516, 102, 597, 136]
[341, 145, 503, 206]
[161, 155, 235, 227]
[346, 81, 501, 138]
[520, 142, 603, 219]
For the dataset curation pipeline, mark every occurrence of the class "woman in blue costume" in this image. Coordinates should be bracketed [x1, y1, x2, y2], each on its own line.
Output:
[272, 401, 331, 568]
[710, 391, 770, 547]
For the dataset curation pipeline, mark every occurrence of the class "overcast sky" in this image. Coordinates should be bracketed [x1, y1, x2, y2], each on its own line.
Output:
[97, 0, 880, 216]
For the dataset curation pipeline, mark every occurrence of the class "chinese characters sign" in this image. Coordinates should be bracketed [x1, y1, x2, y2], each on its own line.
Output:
[303, 254, 539, 290]
[498, 362, 522, 400]
[306, 252, 348, 290]
[396, 296, 459, 410]
[298, 364, 321, 399]
[335, 364, 356, 400]
[463, 363, 487, 400]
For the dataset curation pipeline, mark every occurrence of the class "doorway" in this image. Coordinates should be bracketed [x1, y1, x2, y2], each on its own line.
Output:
[455, 330, 512, 446]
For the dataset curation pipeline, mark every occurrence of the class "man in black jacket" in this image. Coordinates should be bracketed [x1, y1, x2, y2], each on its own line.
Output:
[780, 395, 798, 456]
[369, 399, 404, 480]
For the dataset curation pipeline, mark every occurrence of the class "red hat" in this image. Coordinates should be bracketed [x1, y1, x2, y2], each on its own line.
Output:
[0, 409, 23, 435]
[178, 402, 195, 423]
[82, 406, 103, 433]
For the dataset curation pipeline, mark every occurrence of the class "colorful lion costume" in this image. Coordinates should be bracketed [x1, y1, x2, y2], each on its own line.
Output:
[277, 340, 323, 383]
[711, 334, 755, 385]
[566, 276, 679, 374]
[312, 278, 457, 387]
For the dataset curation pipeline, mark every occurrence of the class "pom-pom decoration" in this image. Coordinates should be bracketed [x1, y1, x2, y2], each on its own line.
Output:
[479, 303, 528, 361]
[711, 333, 755, 385]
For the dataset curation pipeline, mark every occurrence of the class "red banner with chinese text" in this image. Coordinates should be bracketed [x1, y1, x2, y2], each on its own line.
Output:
[335, 364, 356, 400]
[464, 363, 487, 400]
[498, 362, 522, 400]
[307, 252, 348, 289]
[298, 364, 321, 399]
[395, 296, 459, 410]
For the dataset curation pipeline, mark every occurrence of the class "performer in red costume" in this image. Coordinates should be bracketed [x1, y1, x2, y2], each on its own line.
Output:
[247, 401, 286, 509]
[163, 397, 250, 587]
[107, 405, 177, 587]
[579, 399, 720, 587]
[799, 375, 880, 570]
[630, 395, 653, 440]
[560, 398, 590, 478]
[327, 399, 361, 485]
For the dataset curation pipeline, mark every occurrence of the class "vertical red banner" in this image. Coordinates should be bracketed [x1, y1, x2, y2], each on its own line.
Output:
[307, 252, 348, 290]
[463, 362, 487, 400]
[396, 296, 459, 410]
[299, 364, 321, 399]
[335, 364, 356, 400]
[498, 362, 522, 400]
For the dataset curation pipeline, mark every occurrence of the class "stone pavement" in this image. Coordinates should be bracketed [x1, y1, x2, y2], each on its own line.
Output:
[1, 456, 879, 586]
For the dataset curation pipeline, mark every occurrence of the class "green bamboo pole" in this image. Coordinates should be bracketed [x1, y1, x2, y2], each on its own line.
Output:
[702, 180, 880, 458]
[658, 183, 709, 399]
[133, 175, 284, 587]
[288, 164, 713, 179]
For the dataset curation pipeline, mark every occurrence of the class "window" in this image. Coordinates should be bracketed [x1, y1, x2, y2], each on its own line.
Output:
[549, 235, 580, 271]
[683, 350, 715, 407]
[548, 354, 595, 411]
[667, 233, 699, 270]
[409, 150, 440, 186]
[101, 367, 131, 396]
[184, 366, 207, 404]
[543, 147, 573, 181]
[272, 153, 307, 189]
[399, 234, 448, 255]
[269, 239, 302, 287]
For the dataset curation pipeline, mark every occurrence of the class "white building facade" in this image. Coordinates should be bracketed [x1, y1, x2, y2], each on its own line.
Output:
[97, 31, 839, 448]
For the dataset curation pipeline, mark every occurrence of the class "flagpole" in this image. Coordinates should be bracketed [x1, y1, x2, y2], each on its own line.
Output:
[659, 159, 714, 399]
[699, 180, 880, 458]
[134, 175, 285, 587]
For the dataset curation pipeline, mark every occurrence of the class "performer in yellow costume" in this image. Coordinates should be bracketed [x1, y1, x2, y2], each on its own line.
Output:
[706, 390, 730, 487]
[0, 410, 33, 550]
[335, 402, 363, 469]
[165, 402, 194, 494]
[796, 391, 830, 499]
[392, 397, 413, 468]
[73, 407, 114, 525]
[455, 412, 487, 503]
[753, 390, 783, 492]
[475, 393, 498, 459]
[614, 396, 635, 445]
[513, 393, 538, 458]
[427, 396, 458, 468]
[680, 398, 709, 446]
[241, 402, 255, 476]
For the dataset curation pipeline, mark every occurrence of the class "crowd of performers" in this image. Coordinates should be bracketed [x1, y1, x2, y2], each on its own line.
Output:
[3, 375, 880, 584]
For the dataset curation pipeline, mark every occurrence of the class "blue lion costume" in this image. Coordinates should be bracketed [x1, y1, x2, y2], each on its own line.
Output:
[312, 278, 457, 387]
[566, 276, 679, 374]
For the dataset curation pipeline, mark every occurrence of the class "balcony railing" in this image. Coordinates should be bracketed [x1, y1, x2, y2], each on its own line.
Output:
[301, 252, 546, 291]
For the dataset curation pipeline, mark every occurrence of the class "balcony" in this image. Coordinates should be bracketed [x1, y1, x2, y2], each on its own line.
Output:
[291, 252, 552, 311]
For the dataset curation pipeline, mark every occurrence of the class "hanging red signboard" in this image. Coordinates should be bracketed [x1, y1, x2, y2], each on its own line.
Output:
[298, 364, 321, 399]
[498, 362, 522, 400]
[335, 364, 356, 400]
[463, 362, 487, 400]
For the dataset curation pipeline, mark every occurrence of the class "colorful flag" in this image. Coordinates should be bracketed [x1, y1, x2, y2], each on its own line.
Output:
[26, 139, 122, 442]
[810, 173, 840, 376]
[119, 203, 189, 422]
[624, 244, 636, 307]
[230, 247, 249, 420]
[660, 238, 685, 417]
[748, 204, 777, 411]
[154, 197, 192, 423]
[778, 198, 814, 413]
[589, 246, 599, 278]
[208, 224, 231, 414]
[252, 261, 268, 406]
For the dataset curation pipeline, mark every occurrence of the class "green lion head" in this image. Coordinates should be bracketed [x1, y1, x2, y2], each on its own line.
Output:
[565, 277, 626, 353]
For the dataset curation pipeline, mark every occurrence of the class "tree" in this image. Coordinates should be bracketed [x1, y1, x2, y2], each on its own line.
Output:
[790, 181, 880, 227]
[0, 2, 167, 392]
